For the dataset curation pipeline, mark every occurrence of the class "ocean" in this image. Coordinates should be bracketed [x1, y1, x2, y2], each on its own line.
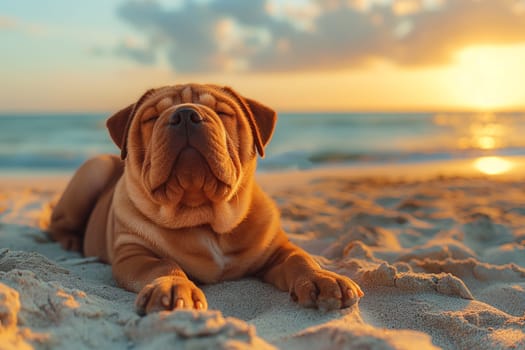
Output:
[1, 112, 525, 174]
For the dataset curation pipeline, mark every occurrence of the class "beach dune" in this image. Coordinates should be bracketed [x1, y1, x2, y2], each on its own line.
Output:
[0, 171, 524, 349]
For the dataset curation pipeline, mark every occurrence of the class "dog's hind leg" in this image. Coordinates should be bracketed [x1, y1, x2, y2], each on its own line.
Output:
[47, 155, 123, 252]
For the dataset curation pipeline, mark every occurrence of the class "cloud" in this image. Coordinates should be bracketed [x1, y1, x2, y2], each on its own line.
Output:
[114, 37, 157, 65]
[0, 15, 47, 36]
[115, 0, 525, 73]
[0, 16, 18, 29]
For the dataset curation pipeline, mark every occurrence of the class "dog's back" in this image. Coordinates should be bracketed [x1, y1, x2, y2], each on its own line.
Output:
[48, 154, 123, 259]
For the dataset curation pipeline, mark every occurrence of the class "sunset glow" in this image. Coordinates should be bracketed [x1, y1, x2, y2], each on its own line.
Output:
[450, 45, 525, 110]
[2, 1, 525, 112]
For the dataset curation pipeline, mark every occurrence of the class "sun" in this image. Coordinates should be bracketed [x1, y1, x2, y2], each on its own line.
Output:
[450, 45, 525, 110]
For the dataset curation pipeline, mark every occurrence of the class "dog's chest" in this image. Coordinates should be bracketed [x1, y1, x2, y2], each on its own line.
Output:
[200, 234, 230, 272]
[167, 228, 251, 283]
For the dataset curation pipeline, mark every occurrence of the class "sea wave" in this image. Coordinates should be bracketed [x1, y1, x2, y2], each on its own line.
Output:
[0, 153, 88, 171]
[2, 112, 525, 173]
[259, 147, 525, 171]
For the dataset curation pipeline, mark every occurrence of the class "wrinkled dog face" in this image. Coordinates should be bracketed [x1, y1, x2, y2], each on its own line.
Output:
[129, 85, 251, 207]
[107, 84, 276, 231]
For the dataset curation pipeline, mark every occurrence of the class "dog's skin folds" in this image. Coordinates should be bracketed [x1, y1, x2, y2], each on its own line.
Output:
[48, 83, 363, 314]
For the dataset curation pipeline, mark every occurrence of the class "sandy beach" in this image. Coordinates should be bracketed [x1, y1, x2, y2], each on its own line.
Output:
[1, 165, 524, 349]
[4, 0, 525, 348]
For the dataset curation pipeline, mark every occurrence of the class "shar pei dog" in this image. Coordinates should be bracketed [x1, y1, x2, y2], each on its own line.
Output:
[48, 83, 363, 314]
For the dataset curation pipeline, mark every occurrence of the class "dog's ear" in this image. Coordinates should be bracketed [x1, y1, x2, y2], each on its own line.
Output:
[106, 89, 156, 159]
[106, 104, 134, 159]
[221, 86, 277, 158]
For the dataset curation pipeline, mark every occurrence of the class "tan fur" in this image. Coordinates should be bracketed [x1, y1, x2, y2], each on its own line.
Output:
[48, 83, 363, 314]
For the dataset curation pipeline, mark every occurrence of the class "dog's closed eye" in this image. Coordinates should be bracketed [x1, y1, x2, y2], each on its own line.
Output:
[141, 107, 159, 124]
[216, 102, 235, 117]
[142, 115, 159, 124]
[218, 112, 234, 119]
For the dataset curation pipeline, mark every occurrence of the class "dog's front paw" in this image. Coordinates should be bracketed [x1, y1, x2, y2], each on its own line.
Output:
[290, 270, 363, 311]
[135, 276, 208, 315]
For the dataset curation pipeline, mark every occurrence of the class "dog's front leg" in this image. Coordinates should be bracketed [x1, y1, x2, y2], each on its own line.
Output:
[112, 243, 207, 314]
[260, 240, 364, 311]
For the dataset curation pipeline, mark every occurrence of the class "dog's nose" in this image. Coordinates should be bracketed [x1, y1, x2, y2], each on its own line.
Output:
[170, 108, 203, 125]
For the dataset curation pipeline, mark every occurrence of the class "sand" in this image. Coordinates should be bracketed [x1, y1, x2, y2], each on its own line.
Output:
[0, 167, 524, 349]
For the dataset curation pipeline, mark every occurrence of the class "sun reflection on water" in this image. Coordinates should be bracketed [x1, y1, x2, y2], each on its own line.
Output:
[433, 112, 522, 175]
[476, 135, 496, 150]
[434, 112, 509, 150]
[474, 156, 514, 175]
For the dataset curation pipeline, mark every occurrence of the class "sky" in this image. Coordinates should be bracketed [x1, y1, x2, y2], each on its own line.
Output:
[2, 0, 525, 112]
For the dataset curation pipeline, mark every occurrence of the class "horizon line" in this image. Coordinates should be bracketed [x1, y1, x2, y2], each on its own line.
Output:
[2, 107, 525, 115]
